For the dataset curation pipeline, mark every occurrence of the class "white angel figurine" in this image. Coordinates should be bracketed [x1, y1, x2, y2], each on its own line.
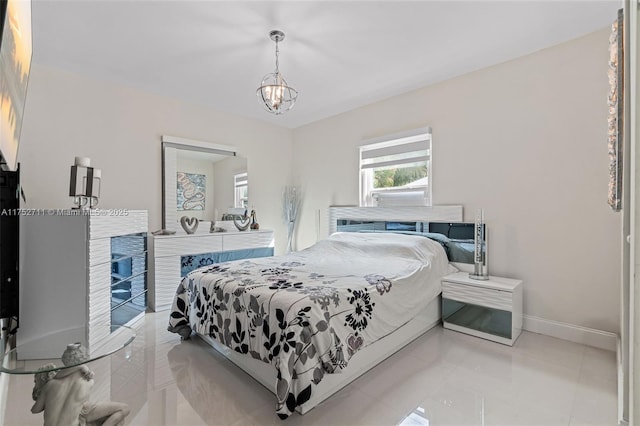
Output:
[31, 344, 130, 426]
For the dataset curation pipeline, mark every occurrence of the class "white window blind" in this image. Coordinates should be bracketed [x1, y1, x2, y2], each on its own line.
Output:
[359, 128, 432, 207]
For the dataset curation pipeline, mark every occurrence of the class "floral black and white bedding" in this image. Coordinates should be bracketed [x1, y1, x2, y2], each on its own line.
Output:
[168, 232, 454, 419]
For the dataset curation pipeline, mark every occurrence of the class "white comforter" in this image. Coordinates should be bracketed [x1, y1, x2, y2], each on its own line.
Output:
[168, 232, 454, 418]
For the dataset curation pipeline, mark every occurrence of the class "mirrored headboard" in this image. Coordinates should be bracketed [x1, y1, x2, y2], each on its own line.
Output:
[328, 206, 483, 266]
[162, 135, 247, 232]
[335, 219, 481, 264]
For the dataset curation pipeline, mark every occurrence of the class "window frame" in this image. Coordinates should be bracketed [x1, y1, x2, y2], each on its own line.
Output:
[233, 172, 248, 209]
[359, 127, 432, 207]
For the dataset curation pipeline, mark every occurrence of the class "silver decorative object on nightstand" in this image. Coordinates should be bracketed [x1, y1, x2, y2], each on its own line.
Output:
[469, 209, 489, 280]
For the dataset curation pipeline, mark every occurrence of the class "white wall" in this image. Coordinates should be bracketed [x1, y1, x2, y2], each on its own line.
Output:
[292, 29, 621, 334]
[17, 64, 293, 254]
[17, 29, 621, 335]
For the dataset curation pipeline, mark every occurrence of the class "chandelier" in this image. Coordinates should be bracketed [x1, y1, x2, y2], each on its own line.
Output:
[257, 30, 298, 115]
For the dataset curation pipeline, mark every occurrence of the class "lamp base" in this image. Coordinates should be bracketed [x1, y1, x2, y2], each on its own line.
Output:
[469, 273, 489, 281]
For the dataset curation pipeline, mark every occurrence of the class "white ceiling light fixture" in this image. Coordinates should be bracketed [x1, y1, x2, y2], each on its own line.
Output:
[257, 30, 298, 115]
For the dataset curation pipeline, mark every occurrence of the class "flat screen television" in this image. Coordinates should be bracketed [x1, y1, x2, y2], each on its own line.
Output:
[0, 0, 32, 172]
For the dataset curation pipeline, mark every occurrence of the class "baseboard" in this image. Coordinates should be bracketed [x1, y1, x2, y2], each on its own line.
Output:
[522, 315, 617, 351]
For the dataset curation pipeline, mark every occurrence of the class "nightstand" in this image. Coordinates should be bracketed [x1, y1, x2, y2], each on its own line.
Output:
[442, 271, 523, 346]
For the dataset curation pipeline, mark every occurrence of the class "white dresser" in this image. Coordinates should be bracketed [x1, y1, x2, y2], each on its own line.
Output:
[19, 210, 148, 352]
[150, 229, 274, 311]
[442, 271, 523, 346]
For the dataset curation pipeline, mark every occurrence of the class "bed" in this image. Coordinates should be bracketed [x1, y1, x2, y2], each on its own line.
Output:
[168, 230, 456, 418]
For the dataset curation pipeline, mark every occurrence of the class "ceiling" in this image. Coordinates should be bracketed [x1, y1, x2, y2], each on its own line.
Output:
[31, 1, 620, 129]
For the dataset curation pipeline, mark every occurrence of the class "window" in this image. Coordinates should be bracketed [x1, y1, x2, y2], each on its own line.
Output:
[234, 172, 248, 209]
[359, 128, 432, 207]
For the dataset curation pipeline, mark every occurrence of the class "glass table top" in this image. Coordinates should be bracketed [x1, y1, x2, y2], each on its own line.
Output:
[0, 325, 135, 374]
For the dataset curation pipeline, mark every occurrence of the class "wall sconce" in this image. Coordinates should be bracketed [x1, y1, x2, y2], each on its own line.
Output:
[69, 157, 101, 209]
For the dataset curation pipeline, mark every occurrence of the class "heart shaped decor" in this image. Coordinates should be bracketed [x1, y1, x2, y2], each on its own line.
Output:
[233, 217, 251, 231]
[180, 216, 199, 234]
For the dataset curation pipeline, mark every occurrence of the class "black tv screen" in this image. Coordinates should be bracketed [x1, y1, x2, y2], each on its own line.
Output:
[0, 0, 32, 172]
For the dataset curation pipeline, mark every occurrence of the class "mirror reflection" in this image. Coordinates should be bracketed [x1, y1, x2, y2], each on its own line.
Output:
[335, 220, 481, 264]
[162, 138, 248, 232]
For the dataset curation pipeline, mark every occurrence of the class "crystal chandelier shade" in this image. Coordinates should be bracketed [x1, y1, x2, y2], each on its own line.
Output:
[257, 30, 298, 115]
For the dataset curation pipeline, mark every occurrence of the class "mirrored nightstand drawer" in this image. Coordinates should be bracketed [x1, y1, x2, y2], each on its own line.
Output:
[443, 298, 512, 340]
[442, 272, 523, 346]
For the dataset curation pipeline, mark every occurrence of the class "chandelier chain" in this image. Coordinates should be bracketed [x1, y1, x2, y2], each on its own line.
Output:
[274, 39, 280, 75]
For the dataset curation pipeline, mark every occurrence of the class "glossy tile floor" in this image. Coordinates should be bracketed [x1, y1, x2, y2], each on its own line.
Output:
[1, 313, 617, 426]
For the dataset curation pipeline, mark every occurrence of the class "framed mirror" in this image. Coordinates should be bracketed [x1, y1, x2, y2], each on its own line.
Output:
[162, 135, 248, 232]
